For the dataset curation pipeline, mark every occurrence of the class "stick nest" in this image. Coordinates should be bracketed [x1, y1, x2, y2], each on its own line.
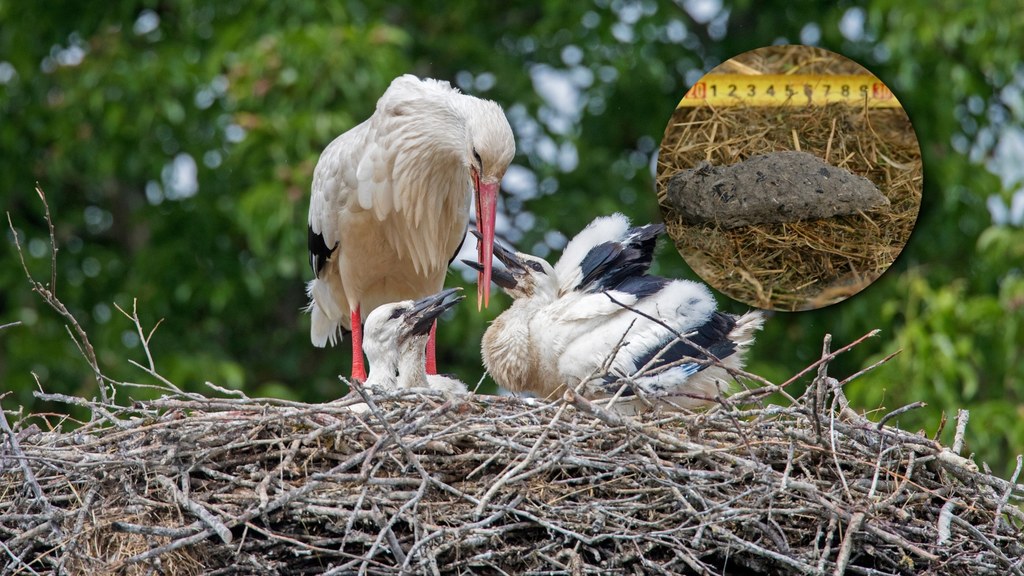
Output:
[3, 337, 1022, 576]
[656, 45, 922, 311]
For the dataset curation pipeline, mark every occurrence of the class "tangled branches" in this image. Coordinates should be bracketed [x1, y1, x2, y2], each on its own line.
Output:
[2, 340, 1023, 575]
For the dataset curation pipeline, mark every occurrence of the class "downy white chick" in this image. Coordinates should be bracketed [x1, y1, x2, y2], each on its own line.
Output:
[466, 213, 763, 413]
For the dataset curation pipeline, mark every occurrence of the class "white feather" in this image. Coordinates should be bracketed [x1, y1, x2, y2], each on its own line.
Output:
[307, 279, 345, 347]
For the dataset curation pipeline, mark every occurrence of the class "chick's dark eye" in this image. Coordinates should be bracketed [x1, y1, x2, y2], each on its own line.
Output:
[527, 261, 545, 274]
[389, 307, 406, 320]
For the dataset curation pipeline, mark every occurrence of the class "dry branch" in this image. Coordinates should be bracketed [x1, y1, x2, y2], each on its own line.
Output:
[2, 342, 1023, 575]
[7, 187, 109, 404]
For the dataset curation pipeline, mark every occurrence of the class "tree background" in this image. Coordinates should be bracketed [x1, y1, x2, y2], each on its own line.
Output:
[2, 1, 1022, 475]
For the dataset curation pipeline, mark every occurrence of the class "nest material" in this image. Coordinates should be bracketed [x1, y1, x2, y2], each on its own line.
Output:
[656, 45, 922, 311]
[2, 336, 1023, 576]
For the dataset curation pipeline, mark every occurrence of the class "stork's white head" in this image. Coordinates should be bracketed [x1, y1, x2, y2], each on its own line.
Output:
[362, 288, 464, 390]
[464, 99, 516, 311]
[463, 233, 558, 302]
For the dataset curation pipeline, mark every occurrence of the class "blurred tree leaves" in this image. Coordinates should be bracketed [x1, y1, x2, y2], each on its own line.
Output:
[1, 1, 1022, 474]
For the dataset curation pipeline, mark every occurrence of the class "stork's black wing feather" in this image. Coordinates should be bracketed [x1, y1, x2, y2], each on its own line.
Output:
[576, 223, 664, 294]
[610, 275, 670, 299]
[628, 311, 740, 377]
[626, 223, 664, 265]
[308, 225, 338, 277]
[577, 242, 623, 290]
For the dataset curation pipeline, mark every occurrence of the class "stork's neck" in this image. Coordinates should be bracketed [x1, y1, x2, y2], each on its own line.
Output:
[364, 346, 399, 391]
[401, 145, 469, 208]
[482, 299, 539, 394]
[379, 105, 473, 276]
[397, 338, 429, 389]
[397, 96, 473, 195]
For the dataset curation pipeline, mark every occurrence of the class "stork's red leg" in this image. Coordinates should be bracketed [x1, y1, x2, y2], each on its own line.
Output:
[425, 320, 438, 375]
[350, 306, 367, 381]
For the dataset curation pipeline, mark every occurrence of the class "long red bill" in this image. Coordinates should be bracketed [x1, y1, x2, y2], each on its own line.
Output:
[475, 180, 499, 310]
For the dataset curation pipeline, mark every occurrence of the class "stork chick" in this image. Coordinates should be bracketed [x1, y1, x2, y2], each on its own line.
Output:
[467, 214, 763, 413]
[307, 74, 515, 381]
[362, 288, 468, 394]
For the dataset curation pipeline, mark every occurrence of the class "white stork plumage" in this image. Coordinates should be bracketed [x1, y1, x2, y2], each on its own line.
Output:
[362, 288, 468, 394]
[306, 74, 515, 381]
[466, 213, 764, 413]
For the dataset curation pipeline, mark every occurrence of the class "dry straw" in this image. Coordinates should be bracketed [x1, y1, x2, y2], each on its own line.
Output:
[657, 46, 922, 311]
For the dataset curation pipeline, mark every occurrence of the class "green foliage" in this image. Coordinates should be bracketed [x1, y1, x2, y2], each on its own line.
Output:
[1, 1, 1022, 475]
[848, 265, 1024, 462]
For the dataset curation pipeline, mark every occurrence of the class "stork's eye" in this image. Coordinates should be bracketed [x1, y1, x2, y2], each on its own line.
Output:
[472, 148, 482, 169]
[389, 307, 407, 320]
[526, 261, 545, 274]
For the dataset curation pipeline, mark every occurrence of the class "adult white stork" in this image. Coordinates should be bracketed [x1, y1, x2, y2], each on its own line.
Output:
[361, 288, 468, 394]
[307, 74, 515, 381]
[466, 213, 764, 413]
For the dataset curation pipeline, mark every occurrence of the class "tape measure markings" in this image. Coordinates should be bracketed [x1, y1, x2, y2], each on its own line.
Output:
[678, 74, 902, 108]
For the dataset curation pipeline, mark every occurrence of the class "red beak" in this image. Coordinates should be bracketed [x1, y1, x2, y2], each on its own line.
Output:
[475, 179, 499, 310]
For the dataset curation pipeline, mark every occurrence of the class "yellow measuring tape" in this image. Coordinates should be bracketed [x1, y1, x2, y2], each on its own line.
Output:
[678, 74, 902, 108]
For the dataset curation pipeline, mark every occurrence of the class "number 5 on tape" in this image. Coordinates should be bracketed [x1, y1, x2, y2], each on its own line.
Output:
[679, 74, 901, 108]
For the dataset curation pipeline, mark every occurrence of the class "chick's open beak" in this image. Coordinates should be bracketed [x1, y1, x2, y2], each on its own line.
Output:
[406, 288, 464, 337]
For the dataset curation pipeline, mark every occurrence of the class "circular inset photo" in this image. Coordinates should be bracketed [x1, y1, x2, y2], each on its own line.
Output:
[656, 45, 922, 311]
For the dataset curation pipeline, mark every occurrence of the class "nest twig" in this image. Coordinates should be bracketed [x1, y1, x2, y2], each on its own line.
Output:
[2, 332, 1023, 575]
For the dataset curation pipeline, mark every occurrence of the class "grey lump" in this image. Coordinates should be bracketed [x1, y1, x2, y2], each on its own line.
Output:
[666, 150, 890, 229]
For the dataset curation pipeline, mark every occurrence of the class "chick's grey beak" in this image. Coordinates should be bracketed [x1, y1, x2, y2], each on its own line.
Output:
[465, 230, 524, 291]
[463, 260, 517, 291]
[407, 288, 464, 337]
[471, 229, 524, 271]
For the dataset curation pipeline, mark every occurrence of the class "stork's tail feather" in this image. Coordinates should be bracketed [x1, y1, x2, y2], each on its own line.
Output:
[728, 310, 765, 348]
[614, 310, 764, 412]
[306, 279, 345, 347]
